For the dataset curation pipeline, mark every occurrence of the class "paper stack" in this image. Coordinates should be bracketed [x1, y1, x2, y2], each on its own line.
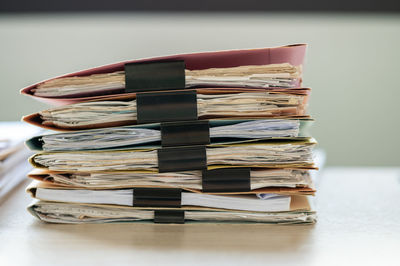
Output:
[21, 44, 318, 224]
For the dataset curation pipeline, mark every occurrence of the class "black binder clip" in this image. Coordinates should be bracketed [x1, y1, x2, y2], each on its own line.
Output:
[154, 210, 185, 224]
[161, 120, 210, 147]
[202, 168, 251, 192]
[124, 60, 186, 93]
[133, 188, 182, 208]
[157, 145, 207, 173]
[136, 90, 198, 124]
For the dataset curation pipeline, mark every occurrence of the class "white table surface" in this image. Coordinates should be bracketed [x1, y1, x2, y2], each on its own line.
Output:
[1, 167, 399, 266]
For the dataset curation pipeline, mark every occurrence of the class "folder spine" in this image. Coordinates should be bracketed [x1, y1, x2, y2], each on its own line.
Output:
[133, 188, 182, 208]
[157, 145, 207, 172]
[136, 90, 198, 124]
[202, 168, 251, 192]
[161, 120, 210, 147]
[124, 60, 186, 93]
[154, 210, 185, 224]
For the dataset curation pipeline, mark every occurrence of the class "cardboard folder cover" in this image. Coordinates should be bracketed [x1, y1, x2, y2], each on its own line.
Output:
[22, 87, 310, 131]
[26, 180, 313, 212]
[29, 138, 317, 172]
[28, 197, 316, 224]
[20, 44, 307, 105]
[25, 119, 313, 152]
[26, 168, 316, 196]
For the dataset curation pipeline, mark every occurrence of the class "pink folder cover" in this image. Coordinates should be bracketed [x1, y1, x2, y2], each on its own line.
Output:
[20, 44, 306, 106]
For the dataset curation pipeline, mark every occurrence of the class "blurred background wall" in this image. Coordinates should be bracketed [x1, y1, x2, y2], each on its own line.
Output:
[0, 9, 399, 166]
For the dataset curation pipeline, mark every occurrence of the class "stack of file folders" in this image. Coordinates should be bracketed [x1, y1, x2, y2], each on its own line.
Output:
[21, 44, 318, 224]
